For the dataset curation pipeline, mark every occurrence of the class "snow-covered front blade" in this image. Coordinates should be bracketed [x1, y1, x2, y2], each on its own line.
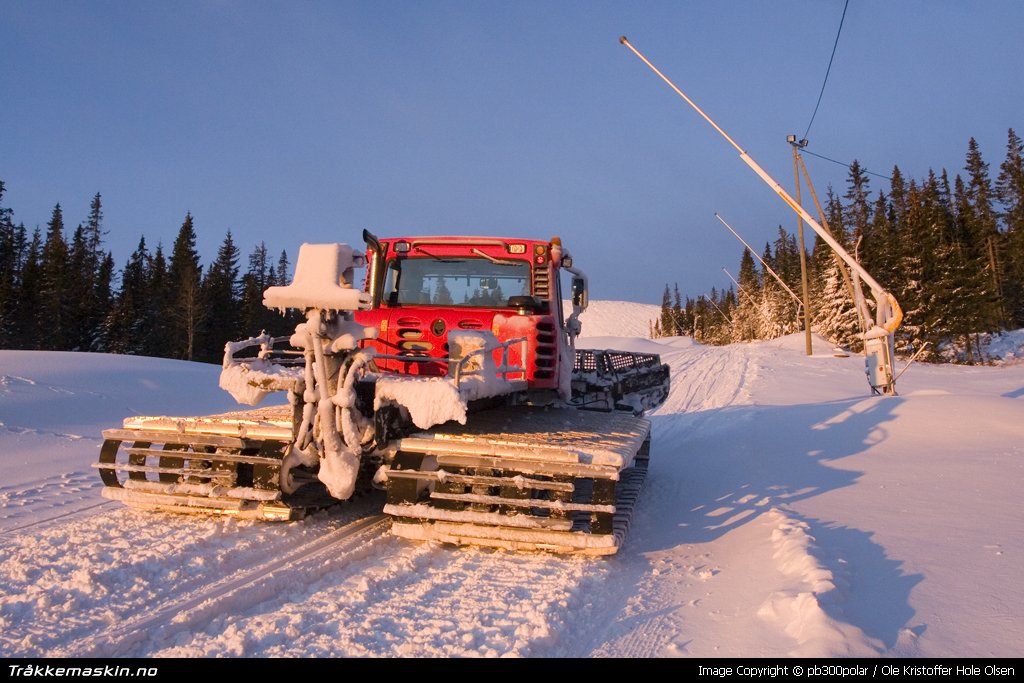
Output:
[95, 406, 339, 520]
[379, 406, 651, 556]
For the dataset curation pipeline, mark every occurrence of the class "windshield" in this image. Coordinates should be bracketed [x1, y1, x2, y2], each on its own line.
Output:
[382, 257, 531, 307]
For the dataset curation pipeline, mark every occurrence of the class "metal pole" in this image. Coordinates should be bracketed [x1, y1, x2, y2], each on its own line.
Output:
[716, 213, 802, 305]
[791, 140, 814, 356]
[705, 294, 733, 325]
[894, 342, 930, 382]
[721, 267, 747, 300]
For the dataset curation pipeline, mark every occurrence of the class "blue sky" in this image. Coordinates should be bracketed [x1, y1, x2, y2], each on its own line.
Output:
[2, 1, 1022, 304]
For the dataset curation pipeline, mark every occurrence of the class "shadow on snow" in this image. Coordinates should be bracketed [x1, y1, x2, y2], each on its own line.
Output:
[597, 396, 924, 652]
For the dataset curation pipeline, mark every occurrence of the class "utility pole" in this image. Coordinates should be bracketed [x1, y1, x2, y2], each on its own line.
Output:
[788, 135, 814, 356]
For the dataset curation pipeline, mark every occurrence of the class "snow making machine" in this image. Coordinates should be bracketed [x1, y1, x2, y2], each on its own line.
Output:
[96, 232, 669, 555]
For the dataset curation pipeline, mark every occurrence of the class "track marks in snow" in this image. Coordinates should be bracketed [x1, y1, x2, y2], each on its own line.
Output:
[657, 344, 754, 416]
[0, 420, 96, 443]
[152, 543, 599, 657]
[0, 498, 384, 657]
[0, 471, 111, 534]
[59, 515, 390, 657]
[757, 508, 882, 657]
[586, 553, 721, 658]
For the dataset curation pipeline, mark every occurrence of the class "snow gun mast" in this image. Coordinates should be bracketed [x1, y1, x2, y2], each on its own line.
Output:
[96, 233, 670, 555]
[620, 36, 902, 396]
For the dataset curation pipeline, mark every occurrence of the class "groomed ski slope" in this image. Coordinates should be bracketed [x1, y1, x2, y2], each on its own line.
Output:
[1, 300, 1022, 657]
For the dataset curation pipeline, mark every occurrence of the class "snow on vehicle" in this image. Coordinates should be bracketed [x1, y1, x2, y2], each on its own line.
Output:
[96, 232, 669, 554]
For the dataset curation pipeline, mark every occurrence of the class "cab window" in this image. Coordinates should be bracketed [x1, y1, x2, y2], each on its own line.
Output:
[382, 257, 531, 307]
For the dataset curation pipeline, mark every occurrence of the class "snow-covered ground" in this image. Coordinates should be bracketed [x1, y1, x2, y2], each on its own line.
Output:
[1, 302, 1022, 657]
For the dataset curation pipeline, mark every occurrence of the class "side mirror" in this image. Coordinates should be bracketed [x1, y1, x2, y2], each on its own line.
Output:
[571, 277, 588, 309]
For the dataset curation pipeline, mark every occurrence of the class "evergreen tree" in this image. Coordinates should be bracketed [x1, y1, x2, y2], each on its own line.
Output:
[165, 213, 204, 360]
[240, 241, 274, 335]
[0, 182, 19, 345]
[702, 287, 733, 345]
[80, 193, 112, 350]
[961, 138, 1005, 329]
[37, 204, 69, 349]
[682, 296, 696, 337]
[691, 296, 709, 343]
[888, 166, 910, 227]
[276, 249, 290, 284]
[996, 128, 1024, 326]
[145, 244, 171, 357]
[917, 171, 971, 359]
[672, 284, 685, 335]
[812, 191, 860, 349]
[658, 284, 673, 337]
[951, 173, 994, 361]
[65, 224, 92, 349]
[862, 190, 897, 290]
[199, 230, 241, 361]
[771, 226, 801, 292]
[84, 193, 104, 255]
[104, 237, 151, 354]
[13, 229, 43, 348]
[843, 160, 873, 244]
[894, 179, 927, 354]
[274, 249, 304, 331]
[733, 248, 760, 341]
[91, 252, 114, 351]
[757, 241, 793, 340]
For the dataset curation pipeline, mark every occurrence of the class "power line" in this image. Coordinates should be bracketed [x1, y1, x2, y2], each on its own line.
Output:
[803, 0, 850, 141]
[800, 148, 892, 181]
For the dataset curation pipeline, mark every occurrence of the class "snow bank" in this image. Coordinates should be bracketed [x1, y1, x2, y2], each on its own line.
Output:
[574, 300, 661, 340]
[757, 508, 882, 657]
[937, 328, 1024, 365]
[767, 332, 851, 357]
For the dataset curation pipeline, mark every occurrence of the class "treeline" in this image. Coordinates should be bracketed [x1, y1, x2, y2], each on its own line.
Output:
[0, 183, 300, 362]
[655, 129, 1024, 362]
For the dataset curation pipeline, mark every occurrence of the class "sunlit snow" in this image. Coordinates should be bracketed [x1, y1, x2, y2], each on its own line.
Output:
[1, 302, 1022, 657]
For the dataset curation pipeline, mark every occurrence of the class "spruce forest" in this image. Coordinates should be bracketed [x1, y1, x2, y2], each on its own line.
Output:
[2, 130, 1022, 365]
[654, 129, 1024, 363]
[0, 189, 301, 363]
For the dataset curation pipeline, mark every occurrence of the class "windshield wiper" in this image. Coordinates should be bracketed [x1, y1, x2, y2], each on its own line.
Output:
[413, 246, 458, 263]
[470, 248, 521, 266]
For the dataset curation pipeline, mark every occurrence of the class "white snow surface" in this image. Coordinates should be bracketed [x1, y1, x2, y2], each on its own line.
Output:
[2, 304, 1023, 658]
[575, 299, 661, 341]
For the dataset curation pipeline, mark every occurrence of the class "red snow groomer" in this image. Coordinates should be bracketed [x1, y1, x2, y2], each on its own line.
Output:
[97, 232, 669, 555]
